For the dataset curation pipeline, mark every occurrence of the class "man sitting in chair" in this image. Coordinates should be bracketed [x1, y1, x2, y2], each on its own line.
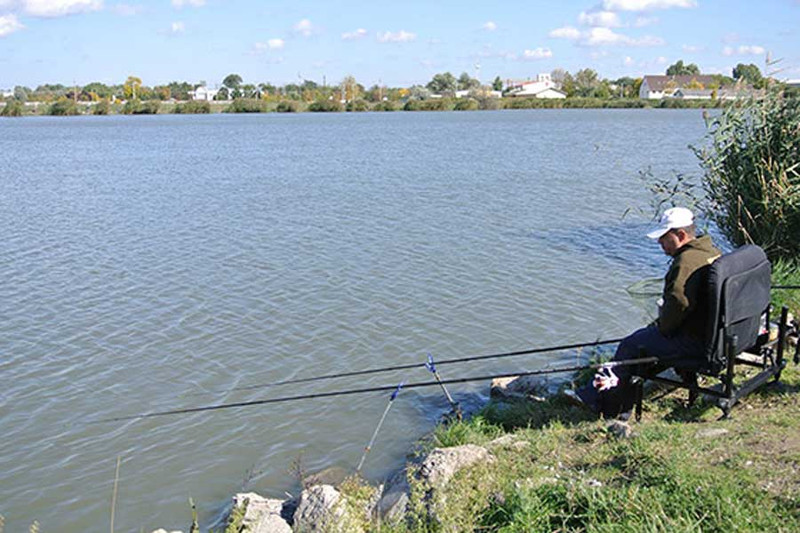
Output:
[572, 207, 721, 418]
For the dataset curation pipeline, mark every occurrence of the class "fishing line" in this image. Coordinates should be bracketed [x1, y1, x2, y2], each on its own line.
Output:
[94, 355, 662, 424]
[202, 337, 625, 396]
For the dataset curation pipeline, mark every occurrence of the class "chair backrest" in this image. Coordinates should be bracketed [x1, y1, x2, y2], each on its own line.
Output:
[702, 245, 771, 374]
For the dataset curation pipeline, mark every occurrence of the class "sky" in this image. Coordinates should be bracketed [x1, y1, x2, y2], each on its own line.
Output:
[1, 0, 799, 89]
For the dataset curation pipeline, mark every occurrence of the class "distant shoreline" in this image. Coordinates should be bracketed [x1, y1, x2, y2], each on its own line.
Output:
[0, 96, 729, 118]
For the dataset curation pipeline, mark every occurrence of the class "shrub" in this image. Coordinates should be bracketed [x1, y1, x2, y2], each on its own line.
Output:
[1, 100, 24, 117]
[693, 91, 800, 261]
[373, 101, 396, 112]
[308, 99, 342, 112]
[276, 101, 298, 113]
[47, 99, 80, 116]
[453, 98, 479, 111]
[345, 99, 369, 112]
[93, 99, 110, 115]
[173, 100, 211, 114]
[403, 98, 451, 111]
[122, 99, 160, 115]
[224, 98, 267, 113]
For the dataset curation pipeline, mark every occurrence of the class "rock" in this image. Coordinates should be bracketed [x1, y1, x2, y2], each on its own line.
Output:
[293, 484, 356, 532]
[490, 375, 550, 400]
[231, 492, 291, 533]
[418, 444, 494, 489]
[586, 479, 603, 488]
[607, 420, 633, 439]
[376, 469, 410, 524]
[695, 428, 729, 439]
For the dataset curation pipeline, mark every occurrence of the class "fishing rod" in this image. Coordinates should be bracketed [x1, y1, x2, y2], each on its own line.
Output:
[205, 337, 625, 395]
[94, 355, 662, 424]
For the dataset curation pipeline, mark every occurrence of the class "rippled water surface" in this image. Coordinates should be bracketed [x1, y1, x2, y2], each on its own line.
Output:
[1, 110, 708, 531]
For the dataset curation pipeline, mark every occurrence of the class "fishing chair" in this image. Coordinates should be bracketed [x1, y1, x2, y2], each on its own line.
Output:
[632, 244, 797, 420]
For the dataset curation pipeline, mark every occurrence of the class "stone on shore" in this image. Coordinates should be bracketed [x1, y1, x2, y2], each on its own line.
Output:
[418, 444, 494, 489]
[231, 492, 291, 533]
[376, 469, 410, 524]
[293, 484, 357, 532]
[490, 375, 550, 401]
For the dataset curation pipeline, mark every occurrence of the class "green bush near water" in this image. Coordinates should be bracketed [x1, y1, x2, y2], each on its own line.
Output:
[173, 100, 211, 114]
[47, 99, 80, 116]
[276, 101, 298, 113]
[122, 99, 160, 115]
[224, 98, 268, 113]
[0, 101, 24, 117]
[92, 99, 111, 115]
[346, 99, 370, 112]
[308, 99, 342, 112]
[694, 90, 800, 261]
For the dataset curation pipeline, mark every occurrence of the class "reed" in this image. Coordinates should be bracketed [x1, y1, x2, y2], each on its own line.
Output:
[694, 91, 800, 261]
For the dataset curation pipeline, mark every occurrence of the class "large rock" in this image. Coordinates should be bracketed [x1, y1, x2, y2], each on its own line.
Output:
[418, 444, 494, 489]
[230, 493, 291, 533]
[376, 469, 410, 524]
[293, 484, 357, 532]
[490, 375, 550, 400]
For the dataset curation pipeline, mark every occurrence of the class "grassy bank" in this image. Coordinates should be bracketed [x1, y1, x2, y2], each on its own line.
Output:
[361, 362, 800, 532]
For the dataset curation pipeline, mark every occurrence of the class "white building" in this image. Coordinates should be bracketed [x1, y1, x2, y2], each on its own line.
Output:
[639, 75, 717, 99]
[506, 74, 566, 99]
[1, 88, 13, 98]
[189, 86, 220, 101]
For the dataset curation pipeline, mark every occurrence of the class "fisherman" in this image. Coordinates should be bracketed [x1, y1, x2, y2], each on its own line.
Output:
[569, 207, 721, 418]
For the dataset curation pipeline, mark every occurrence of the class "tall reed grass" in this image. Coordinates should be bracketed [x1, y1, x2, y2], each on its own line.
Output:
[694, 91, 800, 261]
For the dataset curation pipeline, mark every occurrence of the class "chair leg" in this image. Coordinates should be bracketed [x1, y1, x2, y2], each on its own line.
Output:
[678, 370, 699, 406]
[633, 377, 644, 422]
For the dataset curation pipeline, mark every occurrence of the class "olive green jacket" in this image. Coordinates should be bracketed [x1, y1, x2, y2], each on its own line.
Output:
[658, 235, 722, 339]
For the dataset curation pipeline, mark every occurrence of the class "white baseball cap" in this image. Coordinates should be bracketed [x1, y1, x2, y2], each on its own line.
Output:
[646, 207, 694, 239]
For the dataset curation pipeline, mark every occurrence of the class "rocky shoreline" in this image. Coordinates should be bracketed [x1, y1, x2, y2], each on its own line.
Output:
[149, 373, 565, 533]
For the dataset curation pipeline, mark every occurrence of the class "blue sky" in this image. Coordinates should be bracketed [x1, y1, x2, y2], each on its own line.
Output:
[1, 0, 799, 89]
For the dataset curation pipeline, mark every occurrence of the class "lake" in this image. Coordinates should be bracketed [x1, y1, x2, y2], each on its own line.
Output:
[0, 109, 709, 531]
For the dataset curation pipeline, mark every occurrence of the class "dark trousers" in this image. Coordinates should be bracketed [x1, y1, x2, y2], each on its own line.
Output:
[578, 325, 704, 417]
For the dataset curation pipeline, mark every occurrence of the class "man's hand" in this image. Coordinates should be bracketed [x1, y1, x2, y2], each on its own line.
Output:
[593, 365, 619, 392]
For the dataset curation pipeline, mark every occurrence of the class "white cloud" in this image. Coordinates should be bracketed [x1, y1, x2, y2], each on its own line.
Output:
[522, 47, 553, 59]
[171, 0, 204, 7]
[113, 3, 141, 15]
[341, 28, 367, 40]
[578, 10, 622, 27]
[656, 55, 668, 64]
[603, 0, 696, 10]
[23, 0, 102, 17]
[583, 27, 664, 46]
[293, 18, 313, 37]
[549, 26, 581, 39]
[483, 20, 497, 31]
[723, 45, 766, 56]
[624, 55, 634, 66]
[682, 44, 701, 52]
[0, 13, 24, 36]
[377, 30, 416, 43]
[170, 21, 184, 33]
[634, 16, 658, 27]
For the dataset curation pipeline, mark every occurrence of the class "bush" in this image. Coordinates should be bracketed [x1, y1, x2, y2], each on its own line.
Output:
[122, 99, 160, 115]
[373, 101, 396, 112]
[224, 98, 267, 113]
[276, 101, 298, 113]
[173, 100, 211, 114]
[403, 98, 451, 111]
[47, 99, 80, 116]
[93, 99, 110, 115]
[345, 99, 369, 112]
[0, 100, 24, 117]
[694, 91, 800, 261]
[308, 99, 342, 112]
[453, 98, 479, 111]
